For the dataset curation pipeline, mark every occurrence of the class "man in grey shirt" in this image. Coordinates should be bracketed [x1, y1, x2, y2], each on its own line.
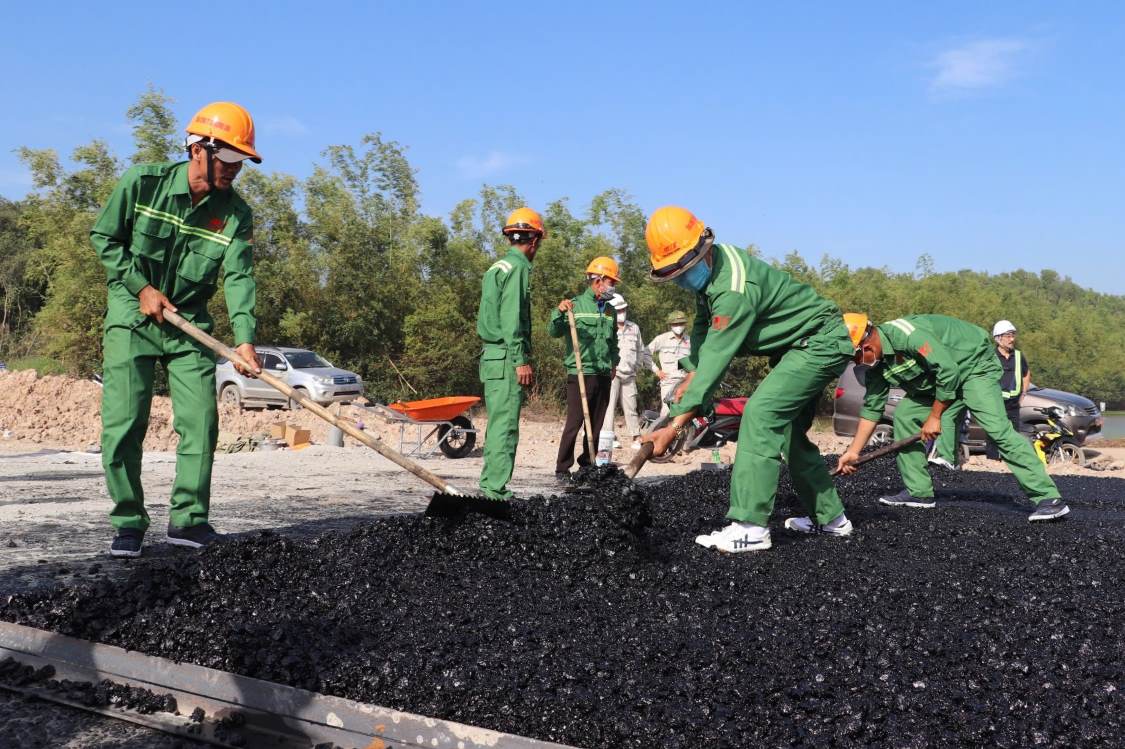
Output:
[606, 295, 652, 449]
[648, 310, 692, 417]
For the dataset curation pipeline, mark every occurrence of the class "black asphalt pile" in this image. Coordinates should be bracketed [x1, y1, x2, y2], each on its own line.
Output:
[3, 457, 1125, 747]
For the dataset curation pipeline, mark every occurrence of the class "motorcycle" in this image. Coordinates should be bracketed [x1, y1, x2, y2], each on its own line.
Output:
[1031, 405, 1085, 466]
[639, 394, 747, 463]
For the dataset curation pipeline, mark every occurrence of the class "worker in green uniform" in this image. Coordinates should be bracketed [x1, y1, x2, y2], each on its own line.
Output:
[549, 256, 620, 480]
[93, 102, 263, 558]
[476, 208, 541, 500]
[641, 206, 856, 553]
[835, 313, 1070, 521]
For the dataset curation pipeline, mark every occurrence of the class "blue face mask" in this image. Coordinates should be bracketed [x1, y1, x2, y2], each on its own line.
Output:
[673, 261, 711, 292]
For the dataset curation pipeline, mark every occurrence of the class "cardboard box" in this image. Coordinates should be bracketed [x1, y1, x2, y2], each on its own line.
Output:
[268, 423, 288, 439]
[284, 425, 311, 447]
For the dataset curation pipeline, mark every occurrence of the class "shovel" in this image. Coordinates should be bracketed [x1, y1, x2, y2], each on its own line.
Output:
[161, 311, 493, 518]
[830, 434, 922, 475]
[566, 309, 597, 459]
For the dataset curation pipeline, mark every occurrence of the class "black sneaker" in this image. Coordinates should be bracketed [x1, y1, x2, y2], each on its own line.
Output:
[877, 489, 936, 509]
[1029, 499, 1070, 522]
[110, 528, 144, 558]
[167, 523, 222, 548]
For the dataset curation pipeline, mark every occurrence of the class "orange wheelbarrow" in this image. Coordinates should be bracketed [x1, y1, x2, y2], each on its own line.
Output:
[368, 396, 481, 459]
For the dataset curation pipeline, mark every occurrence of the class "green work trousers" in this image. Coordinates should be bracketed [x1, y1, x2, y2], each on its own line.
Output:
[893, 370, 1060, 502]
[478, 347, 525, 500]
[101, 321, 219, 532]
[728, 323, 854, 526]
[932, 399, 968, 463]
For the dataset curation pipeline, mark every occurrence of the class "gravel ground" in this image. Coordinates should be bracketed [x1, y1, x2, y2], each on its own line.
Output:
[3, 455, 1123, 748]
[0, 690, 205, 748]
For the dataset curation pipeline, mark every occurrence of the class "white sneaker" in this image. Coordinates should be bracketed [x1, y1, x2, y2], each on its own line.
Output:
[784, 513, 853, 536]
[927, 456, 957, 471]
[694, 522, 771, 553]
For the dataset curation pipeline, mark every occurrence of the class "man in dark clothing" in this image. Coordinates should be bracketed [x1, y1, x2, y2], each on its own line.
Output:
[548, 257, 620, 479]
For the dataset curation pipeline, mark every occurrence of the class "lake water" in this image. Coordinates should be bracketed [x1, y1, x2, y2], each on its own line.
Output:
[1100, 413, 1125, 440]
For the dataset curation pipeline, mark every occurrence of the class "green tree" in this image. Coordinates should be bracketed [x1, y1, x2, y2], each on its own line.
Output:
[126, 84, 178, 164]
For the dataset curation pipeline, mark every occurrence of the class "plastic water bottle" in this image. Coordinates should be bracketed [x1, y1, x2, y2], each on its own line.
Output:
[711, 447, 722, 465]
[596, 430, 614, 466]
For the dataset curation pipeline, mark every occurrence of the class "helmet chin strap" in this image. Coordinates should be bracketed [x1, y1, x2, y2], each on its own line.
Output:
[204, 142, 216, 191]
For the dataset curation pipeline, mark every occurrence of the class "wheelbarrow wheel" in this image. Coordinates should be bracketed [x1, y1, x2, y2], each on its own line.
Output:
[438, 415, 476, 458]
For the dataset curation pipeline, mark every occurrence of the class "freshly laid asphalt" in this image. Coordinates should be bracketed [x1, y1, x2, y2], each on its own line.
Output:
[2, 456, 1123, 748]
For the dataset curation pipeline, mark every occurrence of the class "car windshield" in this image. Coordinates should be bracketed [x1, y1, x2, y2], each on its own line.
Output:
[284, 351, 331, 369]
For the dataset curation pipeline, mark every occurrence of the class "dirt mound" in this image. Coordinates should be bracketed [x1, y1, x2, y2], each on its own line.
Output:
[4, 458, 1124, 746]
[0, 370, 400, 451]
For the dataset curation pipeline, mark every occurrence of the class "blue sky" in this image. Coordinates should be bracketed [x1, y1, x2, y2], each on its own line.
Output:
[2, 1, 1122, 293]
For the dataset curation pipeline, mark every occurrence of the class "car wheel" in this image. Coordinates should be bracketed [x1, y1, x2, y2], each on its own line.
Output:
[871, 425, 894, 447]
[288, 387, 307, 411]
[438, 416, 476, 459]
[220, 384, 242, 410]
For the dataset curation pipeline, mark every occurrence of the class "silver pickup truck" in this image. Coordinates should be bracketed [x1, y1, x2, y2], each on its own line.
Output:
[215, 346, 364, 409]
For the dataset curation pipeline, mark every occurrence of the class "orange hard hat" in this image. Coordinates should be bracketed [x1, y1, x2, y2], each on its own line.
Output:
[185, 102, 262, 163]
[843, 313, 871, 349]
[502, 207, 545, 236]
[646, 205, 707, 271]
[585, 256, 620, 282]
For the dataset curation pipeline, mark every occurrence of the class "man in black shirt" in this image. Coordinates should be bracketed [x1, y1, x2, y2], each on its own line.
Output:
[987, 319, 1030, 459]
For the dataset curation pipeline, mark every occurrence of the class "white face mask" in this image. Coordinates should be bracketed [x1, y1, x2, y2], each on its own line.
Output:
[671, 325, 686, 336]
[617, 312, 627, 324]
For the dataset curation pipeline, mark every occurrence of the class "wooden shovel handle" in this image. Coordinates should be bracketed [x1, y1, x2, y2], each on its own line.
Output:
[566, 309, 596, 451]
[830, 433, 923, 476]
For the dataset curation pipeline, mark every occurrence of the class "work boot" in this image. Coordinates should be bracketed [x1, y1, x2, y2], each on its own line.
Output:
[694, 522, 771, 553]
[167, 523, 222, 549]
[927, 455, 958, 471]
[1028, 498, 1070, 522]
[784, 512, 854, 536]
[878, 490, 936, 509]
[109, 528, 144, 558]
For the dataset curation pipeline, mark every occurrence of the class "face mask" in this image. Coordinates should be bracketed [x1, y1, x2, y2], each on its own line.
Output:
[672, 261, 711, 293]
[617, 312, 627, 324]
[671, 325, 686, 336]
[599, 283, 617, 300]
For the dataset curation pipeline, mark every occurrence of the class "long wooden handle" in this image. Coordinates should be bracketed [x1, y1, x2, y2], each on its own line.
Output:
[623, 442, 655, 479]
[566, 309, 595, 451]
[163, 310, 469, 496]
[830, 433, 922, 476]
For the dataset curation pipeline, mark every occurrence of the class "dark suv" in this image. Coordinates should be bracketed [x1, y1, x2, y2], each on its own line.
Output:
[832, 362, 1103, 451]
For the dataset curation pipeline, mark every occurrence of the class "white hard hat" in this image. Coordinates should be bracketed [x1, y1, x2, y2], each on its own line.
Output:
[992, 320, 1017, 337]
[608, 293, 628, 310]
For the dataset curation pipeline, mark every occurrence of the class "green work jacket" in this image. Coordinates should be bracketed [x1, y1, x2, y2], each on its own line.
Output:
[672, 243, 842, 416]
[476, 248, 532, 365]
[90, 161, 257, 345]
[859, 314, 995, 421]
[547, 287, 619, 375]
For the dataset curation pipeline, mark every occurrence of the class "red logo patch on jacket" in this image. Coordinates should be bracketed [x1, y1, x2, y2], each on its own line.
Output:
[712, 315, 731, 330]
[918, 342, 932, 357]
[208, 218, 226, 232]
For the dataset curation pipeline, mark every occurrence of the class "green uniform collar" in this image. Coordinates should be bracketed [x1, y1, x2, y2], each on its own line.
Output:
[504, 246, 531, 269]
[876, 324, 898, 361]
[168, 161, 232, 209]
